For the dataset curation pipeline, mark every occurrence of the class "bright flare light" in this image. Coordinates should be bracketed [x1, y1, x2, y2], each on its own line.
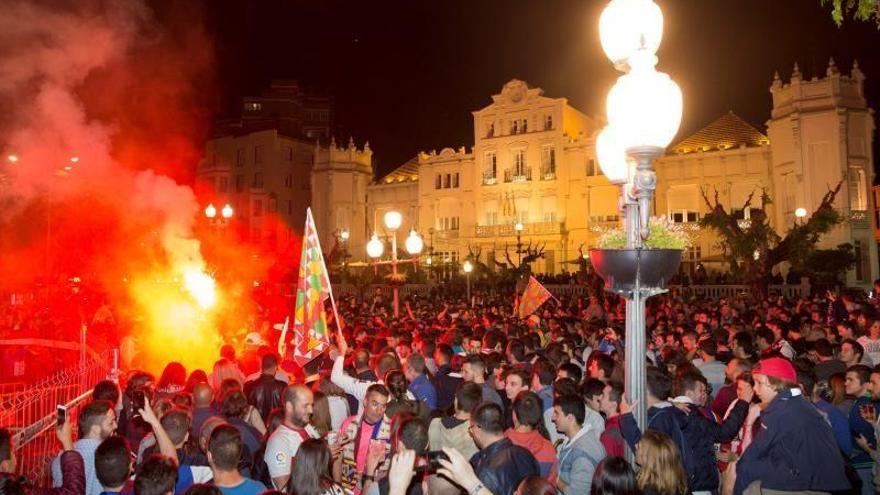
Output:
[184, 270, 217, 309]
[405, 229, 424, 255]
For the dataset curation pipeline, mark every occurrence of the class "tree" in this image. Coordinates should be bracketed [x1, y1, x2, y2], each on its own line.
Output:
[821, 0, 879, 26]
[491, 240, 546, 284]
[793, 243, 857, 288]
[699, 182, 843, 298]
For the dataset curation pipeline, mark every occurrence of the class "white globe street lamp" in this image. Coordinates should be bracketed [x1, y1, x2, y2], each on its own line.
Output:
[463, 260, 473, 306]
[599, 0, 664, 71]
[596, 126, 631, 185]
[366, 233, 384, 259]
[383, 211, 403, 232]
[795, 207, 807, 219]
[204, 204, 217, 219]
[340, 229, 350, 241]
[405, 229, 424, 255]
[221, 204, 234, 219]
[606, 54, 683, 151]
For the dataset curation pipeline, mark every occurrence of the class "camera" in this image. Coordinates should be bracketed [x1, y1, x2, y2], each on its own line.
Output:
[416, 451, 448, 474]
[56, 405, 67, 427]
[132, 389, 147, 413]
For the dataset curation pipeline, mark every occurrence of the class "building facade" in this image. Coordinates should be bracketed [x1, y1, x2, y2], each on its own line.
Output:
[197, 81, 370, 253]
[365, 63, 877, 286]
[200, 66, 877, 286]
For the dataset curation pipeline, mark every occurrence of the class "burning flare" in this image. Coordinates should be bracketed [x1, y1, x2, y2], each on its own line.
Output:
[184, 270, 216, 309]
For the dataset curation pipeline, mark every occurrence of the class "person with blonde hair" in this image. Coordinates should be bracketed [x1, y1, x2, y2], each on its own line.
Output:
[634, 430, 688, 495]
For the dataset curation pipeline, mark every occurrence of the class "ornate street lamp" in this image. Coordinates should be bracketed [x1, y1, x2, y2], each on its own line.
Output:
[592, 0, 683, 432]
[367, 212, 423, 318]
[205, 204, 217, 219]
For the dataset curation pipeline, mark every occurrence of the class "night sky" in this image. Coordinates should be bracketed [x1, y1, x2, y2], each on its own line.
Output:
[204, 0, 880, 178]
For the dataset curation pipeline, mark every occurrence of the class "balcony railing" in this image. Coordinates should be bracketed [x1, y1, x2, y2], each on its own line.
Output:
[504, 167, 532, 183]
[482, 173, 498, 186]
[540, 167, 556, 180]
[435, 229, 460, 240]
[475, 221, 564, 238]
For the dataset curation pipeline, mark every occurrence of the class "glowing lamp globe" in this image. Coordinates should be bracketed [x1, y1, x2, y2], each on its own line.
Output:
[366, 234, 384, 259]
[426, 257, 433, 266]
[514, 222, 524, 232]
[204, 204, 217, 219]
[340, 229, 350, 241]
[405, 229, 424, 255]
[383, 211, 403, 231]
[221, 204, 234, 219]
[599, 0, 664, 70]
[606, 61, 683, 150]
[595, 126, 630, 185]
[463, 260, 473, 273]
[795, 207, 807, 219]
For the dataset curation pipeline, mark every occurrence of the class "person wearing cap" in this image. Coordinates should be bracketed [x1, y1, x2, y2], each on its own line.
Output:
[732, 357, 850, 495]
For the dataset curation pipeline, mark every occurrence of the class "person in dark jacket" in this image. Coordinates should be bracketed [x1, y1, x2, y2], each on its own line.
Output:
[433, 344, 463, 414]
[735, 357, 850, 495]
[468, 402, 540, 495]
[671, 369, 750, 493]
[620, 367, 751, 493]
[244, 353, 286, 423]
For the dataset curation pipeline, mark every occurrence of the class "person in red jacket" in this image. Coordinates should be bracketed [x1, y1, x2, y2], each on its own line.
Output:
[598, 381, 626, 458]
[504, 391, 558, 482]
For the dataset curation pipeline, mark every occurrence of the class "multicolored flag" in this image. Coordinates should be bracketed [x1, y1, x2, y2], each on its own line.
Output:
[291, 208, 336, 367]
[517, 276, 553, 318]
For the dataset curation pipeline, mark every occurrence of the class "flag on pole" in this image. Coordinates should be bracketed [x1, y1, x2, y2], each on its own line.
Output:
[517, 276, 553, 318]
[291, 208, 335, 367]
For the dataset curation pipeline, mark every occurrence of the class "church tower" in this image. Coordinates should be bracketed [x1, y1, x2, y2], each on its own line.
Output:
[310, 137, 373, 257]
[767, 59, 877, 286]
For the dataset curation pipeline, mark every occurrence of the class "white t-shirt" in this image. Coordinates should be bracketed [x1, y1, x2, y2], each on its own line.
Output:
[858, 337, 880, 366]
[264, 424, 320, 485]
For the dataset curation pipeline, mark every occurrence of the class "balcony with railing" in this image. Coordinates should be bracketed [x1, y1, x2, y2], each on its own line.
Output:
[435, 229, 460, 240]
[482, 172, 498, 186]
[475, 221, 564, 238]
[504, 167, 532, 183]
[540, 166, 556, 180]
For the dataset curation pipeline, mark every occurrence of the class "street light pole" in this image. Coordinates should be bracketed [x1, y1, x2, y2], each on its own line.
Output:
[515, 222, 524, 265]
[391, 229, 399, 318]
[597, 0, 683, 433]
[463, 260, 473, 306]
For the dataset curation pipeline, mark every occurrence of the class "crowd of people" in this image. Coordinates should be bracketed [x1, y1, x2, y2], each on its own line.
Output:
[5, 279, 880, 495]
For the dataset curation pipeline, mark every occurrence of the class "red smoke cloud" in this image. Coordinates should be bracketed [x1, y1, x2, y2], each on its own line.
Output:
[0, 0, 290, 372]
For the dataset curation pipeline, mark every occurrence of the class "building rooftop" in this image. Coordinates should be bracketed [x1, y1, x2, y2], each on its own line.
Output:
[377, 157, 419, 184]
[670, 111, 769, 154]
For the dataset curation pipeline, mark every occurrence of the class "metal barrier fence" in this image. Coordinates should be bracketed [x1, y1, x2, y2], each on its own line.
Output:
[333, 281, 811, 301]
[1, 350, 114, 486]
